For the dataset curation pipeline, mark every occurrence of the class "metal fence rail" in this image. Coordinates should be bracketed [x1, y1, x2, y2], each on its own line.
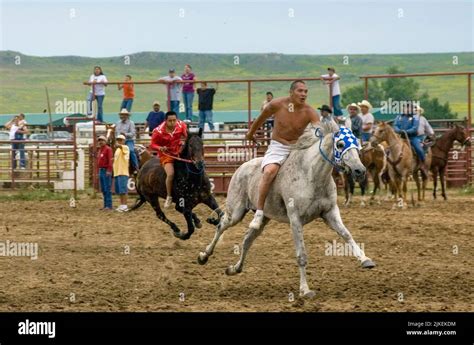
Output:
[0, 140, 78, 198]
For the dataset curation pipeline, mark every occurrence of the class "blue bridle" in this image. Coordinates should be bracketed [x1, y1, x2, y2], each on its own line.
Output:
[315, 126, 361, 172]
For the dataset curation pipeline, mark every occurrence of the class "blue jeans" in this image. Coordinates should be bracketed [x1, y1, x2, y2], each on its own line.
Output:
[99, 168, 113, 208]
[12, 133, 26, 169]
[120, 98, 133, 112]
[198, 110, 214, 130]
[114, 175, 128, 195]
[170, 100, 180, 115]
[332, 94, 342, 116]
[361, 132, 372, 143]
[410, 136, 425, 162]
[183, 92, 194, 121]
[125, 139, 139, 171]
[96, 95, 105, 122]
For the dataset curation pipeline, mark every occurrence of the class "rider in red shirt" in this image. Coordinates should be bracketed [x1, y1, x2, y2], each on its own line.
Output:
[149, 111, 188, 208]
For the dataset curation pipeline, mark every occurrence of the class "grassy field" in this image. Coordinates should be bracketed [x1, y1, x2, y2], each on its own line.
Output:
[0, 50, 472, 117]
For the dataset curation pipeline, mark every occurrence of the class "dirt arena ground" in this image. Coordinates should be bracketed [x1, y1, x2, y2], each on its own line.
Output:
[0, 191, 473, 312]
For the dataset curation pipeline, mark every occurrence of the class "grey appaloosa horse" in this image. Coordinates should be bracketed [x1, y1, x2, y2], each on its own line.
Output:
[197, 121, 376, 298]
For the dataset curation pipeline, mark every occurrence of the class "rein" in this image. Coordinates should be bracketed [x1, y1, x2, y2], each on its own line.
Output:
[161, 151, 205, 175]
[161, 151, 194, 163]
[315, 128, 343, 172]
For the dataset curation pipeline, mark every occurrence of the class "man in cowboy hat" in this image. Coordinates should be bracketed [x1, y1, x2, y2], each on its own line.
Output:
[415, 106, 435, 142]
[346, 103, 363, 139]
[358, 100, 374, 142]
[97, 135, 113, 210]
[115, 108, 139, 174]
[321, 67, 343, 116]
[149, 111, 188, 208]
[393, 102, 428, 174]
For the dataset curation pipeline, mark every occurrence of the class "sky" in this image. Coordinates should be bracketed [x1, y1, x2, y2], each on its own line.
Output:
[0, 0, 473, 57]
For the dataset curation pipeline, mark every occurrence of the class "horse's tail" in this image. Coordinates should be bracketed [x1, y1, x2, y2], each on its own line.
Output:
[130, 194, 146, 211]
[129, 174, 146, 211]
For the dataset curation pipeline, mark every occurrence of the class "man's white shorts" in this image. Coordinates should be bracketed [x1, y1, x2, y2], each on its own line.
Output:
[261, 140, 291, 171]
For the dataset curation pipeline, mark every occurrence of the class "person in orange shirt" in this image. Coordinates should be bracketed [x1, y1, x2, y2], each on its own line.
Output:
[118, 74, 135, 111]
[149, 111, 188, 208]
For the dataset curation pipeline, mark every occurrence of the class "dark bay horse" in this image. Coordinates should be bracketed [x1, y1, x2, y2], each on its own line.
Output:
[431, 125, 471, 200]
[130, 130, 223, 240]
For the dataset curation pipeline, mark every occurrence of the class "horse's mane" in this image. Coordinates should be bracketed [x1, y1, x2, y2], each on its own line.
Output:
[290, 119, 338, 151]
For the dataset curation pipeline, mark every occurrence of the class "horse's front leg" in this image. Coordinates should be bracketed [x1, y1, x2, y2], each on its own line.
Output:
[322, 205, 375, 269]
[203, 195, 223, 225]
[440, 167, 448, 200]
[175, 204, 202, 229]
[287, 210, 314, 298]
[180, 207, 196, 240]
[432, 168, 438, 199]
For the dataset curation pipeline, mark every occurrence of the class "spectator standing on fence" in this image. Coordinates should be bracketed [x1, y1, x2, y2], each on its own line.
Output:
[321, 67, 343, 116]
[346, 103, 363, 139]
[113, 134, 130, 212]
[181, 64, 196, 122]
[88, 66, 108, 123]
[358, 100, 374, 142]
[145, 101, 166, 136]
[97, 135, 113, 210]
[261, 92, 275, 129]
[159, 69, 183, 117]
[5, 114, 28, 169]
[196, 82, 217, 131]
[118, 75, 135, 112]
[115, 108, 139, 174]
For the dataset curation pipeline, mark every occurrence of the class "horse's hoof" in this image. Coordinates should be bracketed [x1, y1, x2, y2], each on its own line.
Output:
[207, 217, 219, 225]
[300, 290, 316, 298]
[197, 252, 208, 265]
[172, 231, 182, 239]
[361, 259, 376, 269]
[180, 233, 192, 240]
[195, 221, 202, 229]
[225, 266, 239, 276]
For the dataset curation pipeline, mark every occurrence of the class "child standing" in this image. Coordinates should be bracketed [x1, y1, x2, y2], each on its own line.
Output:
[118, 75, 135, 112]
[97, 135, 113, 210]
[113, 134, 130, 212]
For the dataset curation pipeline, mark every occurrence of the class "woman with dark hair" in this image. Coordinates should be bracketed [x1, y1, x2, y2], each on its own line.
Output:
[181, 64, 196, 122]
[88, 66, 108, 122]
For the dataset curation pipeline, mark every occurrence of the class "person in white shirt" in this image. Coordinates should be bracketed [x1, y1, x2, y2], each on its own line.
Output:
[415, 106, 435, 142]
[358, 100, 375, 142]
[159, 69, 183, 120]
[321, 67, 343, 116]
[88, 66, 108, 122]
[5, 114, 29, 169]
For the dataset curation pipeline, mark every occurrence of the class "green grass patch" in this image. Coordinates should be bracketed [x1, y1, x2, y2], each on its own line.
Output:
[0, 187, 73, 201]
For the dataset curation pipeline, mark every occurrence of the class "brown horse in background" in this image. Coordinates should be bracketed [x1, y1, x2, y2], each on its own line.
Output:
[411, 146, 432, 202]
[431, 125, 471, 200]
[371, 122, 413, 208]
[360, 142, 387, 205]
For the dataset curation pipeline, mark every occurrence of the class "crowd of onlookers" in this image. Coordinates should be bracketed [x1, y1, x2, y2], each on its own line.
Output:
[87, 64, 218, 133]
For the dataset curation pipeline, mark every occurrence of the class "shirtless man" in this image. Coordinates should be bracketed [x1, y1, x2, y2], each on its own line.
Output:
[245, 80, 321, 229]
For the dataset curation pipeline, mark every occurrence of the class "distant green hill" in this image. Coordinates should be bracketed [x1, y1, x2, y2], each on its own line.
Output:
[0, 50, 472, 118]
